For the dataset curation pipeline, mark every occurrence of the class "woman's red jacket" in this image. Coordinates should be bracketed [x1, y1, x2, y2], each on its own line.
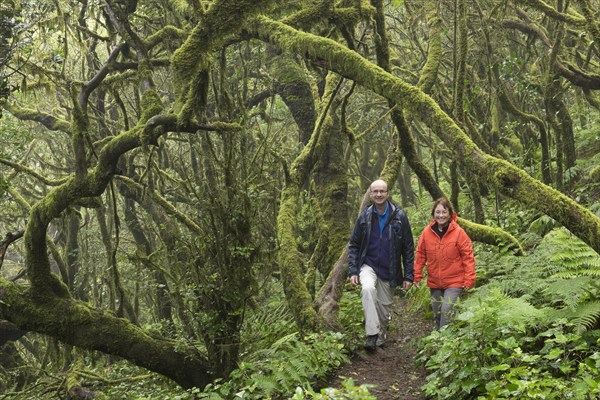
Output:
[414, 215, 476, 289]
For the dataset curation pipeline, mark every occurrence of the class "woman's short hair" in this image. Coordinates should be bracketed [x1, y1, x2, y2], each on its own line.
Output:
[431, 197, 454, 217]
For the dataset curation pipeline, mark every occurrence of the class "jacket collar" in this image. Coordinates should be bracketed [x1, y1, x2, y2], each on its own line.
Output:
[368, 201, 397, 216]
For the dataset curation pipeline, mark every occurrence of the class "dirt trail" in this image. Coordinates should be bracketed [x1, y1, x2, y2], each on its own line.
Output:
[327, 295, 432, 399]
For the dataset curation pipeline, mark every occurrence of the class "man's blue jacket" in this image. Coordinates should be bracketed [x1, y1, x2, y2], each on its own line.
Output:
[348, 201, 415, 288]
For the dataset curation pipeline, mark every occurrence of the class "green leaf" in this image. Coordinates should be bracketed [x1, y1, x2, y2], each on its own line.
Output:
[544, 348, 563, 360]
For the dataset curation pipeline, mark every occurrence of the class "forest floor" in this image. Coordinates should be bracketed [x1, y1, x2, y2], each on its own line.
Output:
[326, 295, 433, 399]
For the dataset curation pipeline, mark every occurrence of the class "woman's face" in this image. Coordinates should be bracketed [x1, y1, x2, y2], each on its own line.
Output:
[434, 204, 450, 227]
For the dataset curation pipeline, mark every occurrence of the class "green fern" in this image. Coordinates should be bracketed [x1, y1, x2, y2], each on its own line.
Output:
[241, 291, 296, 356]
[547, 230, 600, 274]
[551, 269, 600, 279]
[462, 288, 547, 331]
[492, 276, 549, 301]
[550, 300, 600, 333]
[276, 359, 304, 385]
[477, 228, 600, 332]
[542, 276, 597, 308]
[570, 300, 600, 332]
[247, 373, 279, 396]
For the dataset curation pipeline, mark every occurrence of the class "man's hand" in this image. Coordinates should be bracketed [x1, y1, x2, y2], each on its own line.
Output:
[402, 280, 413, 290]
[350, 275, 359, 285]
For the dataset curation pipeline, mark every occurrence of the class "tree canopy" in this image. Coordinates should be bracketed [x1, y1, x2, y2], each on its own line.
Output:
[0, 0, 599, 391]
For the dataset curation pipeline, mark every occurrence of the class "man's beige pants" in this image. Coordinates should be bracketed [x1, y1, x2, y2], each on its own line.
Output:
[359, 265, 392, 339]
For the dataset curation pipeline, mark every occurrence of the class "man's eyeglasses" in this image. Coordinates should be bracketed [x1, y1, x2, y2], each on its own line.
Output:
[370, 190, 387, 195]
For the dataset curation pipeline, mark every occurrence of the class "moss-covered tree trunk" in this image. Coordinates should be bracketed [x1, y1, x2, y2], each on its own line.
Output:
[268, 51, 317, 145]
[276, 73, 348, 331]
[308, 97, 349, 299]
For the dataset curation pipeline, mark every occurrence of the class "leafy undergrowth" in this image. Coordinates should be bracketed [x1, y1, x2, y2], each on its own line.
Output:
[417, 229, 600, 399]
[9, 227, 599, 400]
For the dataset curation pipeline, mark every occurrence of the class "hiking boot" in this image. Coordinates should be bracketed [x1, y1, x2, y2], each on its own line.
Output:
[376, 331, 386, 347]
[364, 335, 378, 352]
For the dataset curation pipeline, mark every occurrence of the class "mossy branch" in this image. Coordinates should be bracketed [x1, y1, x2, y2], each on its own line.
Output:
[282, 1, 374, 30]
[458, 217, 523, 255]
[416, 0, 442, 94]
[4, 103, 71, 132]
[145, 25, 187, 49]
[172, 0, 275, 120]
[513, 0, 586, 27]
[115, 175, 202, 234]
[0, 157, 68, 186]
[0, 230, 24, 271]
[0, 278, 212, 388]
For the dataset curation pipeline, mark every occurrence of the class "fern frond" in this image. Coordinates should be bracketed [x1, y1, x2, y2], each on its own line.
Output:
[546, 230, 599, 275]
[247, 332, 299, 363]
[463, 288, 547, 331]
[550, 301, 600, 333]
[488, 276, 548, 304]
[495, 295, 547, 329]
[551, 269, 600, 279]
[542, 276, 597, 308]
[571, 301, 600, 332]
[248, 372, 278, 396]
[241, 298, 295, 357]
[277, 358, 305, 384]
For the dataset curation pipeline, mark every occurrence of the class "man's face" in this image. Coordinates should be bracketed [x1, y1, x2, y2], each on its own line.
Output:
[369, 181, 388, 207]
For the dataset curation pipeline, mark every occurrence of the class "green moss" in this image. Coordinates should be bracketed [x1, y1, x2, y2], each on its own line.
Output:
[282, 2, 374, 30]
[458, 217, 523, 255]
[140, 89, 163, 123]
[5, 104, 71, 132]
[172, 0, 276, 119]
[416, 0, 441, 93]
[145, 25, 187, 49]
[517, 0, 586, 26]
[590, 164, 600, 182]
[277, 186, 320, 331]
